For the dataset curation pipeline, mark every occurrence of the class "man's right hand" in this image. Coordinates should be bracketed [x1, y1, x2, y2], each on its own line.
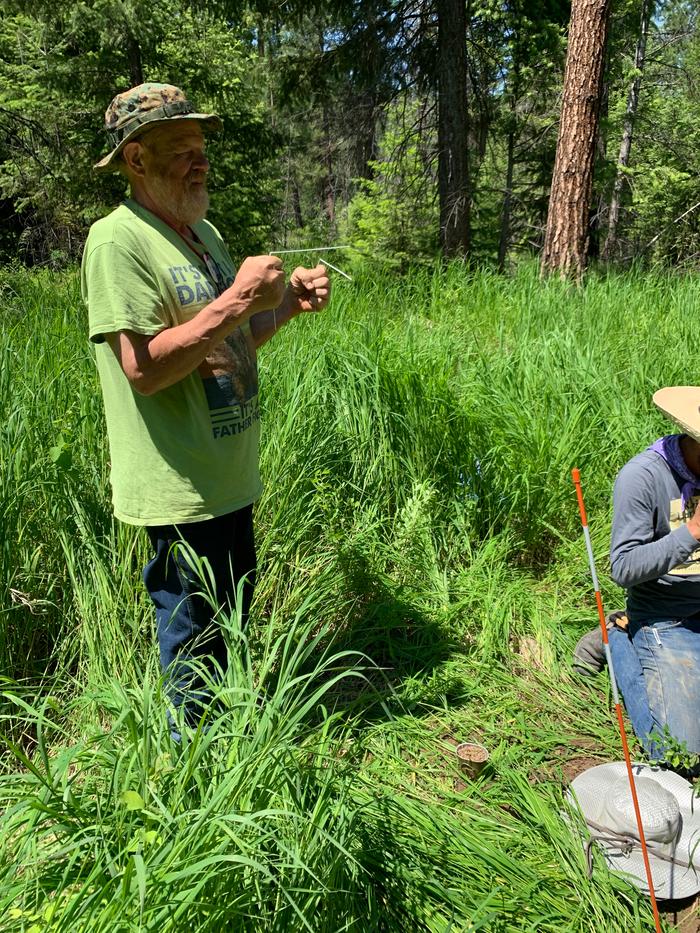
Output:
[225, 256, 286, 317]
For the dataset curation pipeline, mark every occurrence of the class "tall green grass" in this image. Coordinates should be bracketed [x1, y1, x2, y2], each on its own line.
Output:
[1, 261, 691, 929]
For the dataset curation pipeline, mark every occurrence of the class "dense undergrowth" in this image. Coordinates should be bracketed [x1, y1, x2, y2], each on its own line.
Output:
[1, 260, 694, 930]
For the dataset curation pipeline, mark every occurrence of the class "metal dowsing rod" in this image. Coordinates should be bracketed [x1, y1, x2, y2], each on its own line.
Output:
[271, 245, 354, 253]
[270, 245, 355, 281]
[571, 468, 662, 933]
[317, 257, 352, 281]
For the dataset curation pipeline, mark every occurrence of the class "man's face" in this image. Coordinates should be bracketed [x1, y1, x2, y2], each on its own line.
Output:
[140, 123, 210, 226]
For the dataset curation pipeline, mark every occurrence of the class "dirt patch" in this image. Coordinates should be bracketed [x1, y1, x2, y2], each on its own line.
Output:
[659, 894, 700, 932]
[565, 737, 600, 752]
[552, 740, 604, 783]
[529, 754, 603, 785]
[560, 755, 603, 783]
[515, 636, 546, 670]
[528, 739, 605, 785]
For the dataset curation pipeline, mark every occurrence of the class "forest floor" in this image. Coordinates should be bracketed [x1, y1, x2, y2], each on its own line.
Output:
[2, 260, 700, 930]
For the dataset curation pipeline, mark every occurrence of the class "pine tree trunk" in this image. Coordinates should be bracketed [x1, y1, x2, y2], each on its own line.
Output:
[316, 28, 335, 228]
[256, 16, 266, 58]
[437, 0, 470, 257]
[292, 175, 304, 228]
[587, 38, 611, 261]
[353, 89, 378, 181]
[541, 0, 611, 279]
[498, 92, 516, 272]
[601, 0, 653, 262]
[321, 103, 335, 226]
[125, 32, 143, 87]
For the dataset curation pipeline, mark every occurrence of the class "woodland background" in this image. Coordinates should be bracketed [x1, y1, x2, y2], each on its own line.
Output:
[1, 0, 698, 274]
[4, 3, 700, 929]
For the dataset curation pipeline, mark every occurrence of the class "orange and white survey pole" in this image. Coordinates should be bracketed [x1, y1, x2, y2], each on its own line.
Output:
[571, 468, 662, 932]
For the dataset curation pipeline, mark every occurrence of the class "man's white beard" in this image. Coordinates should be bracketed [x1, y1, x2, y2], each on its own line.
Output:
[148, 172, 209, 227]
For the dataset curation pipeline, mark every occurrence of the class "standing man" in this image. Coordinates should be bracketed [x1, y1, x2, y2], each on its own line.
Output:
[81, 83, 330, 725]
[573, 388, 700, 765]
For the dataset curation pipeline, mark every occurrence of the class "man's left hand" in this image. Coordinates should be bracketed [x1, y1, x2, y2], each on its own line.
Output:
[285, 264, 331, 314]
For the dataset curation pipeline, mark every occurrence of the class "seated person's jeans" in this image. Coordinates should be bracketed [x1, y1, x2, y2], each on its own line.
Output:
[608, 616, 700, 760]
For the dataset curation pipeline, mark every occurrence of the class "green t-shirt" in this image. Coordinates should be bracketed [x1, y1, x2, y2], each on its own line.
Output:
[81, 199, 262, 526]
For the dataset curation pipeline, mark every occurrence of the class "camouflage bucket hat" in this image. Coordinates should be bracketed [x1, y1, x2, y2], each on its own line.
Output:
[94, 82, 222, 173]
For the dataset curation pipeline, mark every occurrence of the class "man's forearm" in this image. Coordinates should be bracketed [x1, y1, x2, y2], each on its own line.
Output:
[108, 294, 250, 396]
[107, 254, 288, 394]
[249, 301, 296, 349]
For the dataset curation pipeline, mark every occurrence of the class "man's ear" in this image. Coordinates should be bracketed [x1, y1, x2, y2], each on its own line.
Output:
[122, 141, 147, 178]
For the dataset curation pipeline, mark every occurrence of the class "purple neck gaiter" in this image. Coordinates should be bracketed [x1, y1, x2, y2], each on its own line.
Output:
[648, 434, 700, 510]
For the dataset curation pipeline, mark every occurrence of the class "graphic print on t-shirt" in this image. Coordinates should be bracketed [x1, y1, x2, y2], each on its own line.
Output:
[167, 255, 235, 309]
[669, 495, 700, 575]
[199, 328, 259, 440]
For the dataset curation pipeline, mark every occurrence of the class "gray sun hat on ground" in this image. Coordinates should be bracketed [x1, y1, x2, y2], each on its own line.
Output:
[94, 82, 222, 173]
[567, 761, 700, 900]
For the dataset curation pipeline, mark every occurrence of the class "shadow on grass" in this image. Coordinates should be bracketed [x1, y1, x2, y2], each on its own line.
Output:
[309, 544, 457, 721]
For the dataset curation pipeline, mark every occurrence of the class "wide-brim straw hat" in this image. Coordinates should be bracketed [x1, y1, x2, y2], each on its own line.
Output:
[94, 82, 222, 173]
[653, 387, 700, 444]
[567, 761, 700, 900]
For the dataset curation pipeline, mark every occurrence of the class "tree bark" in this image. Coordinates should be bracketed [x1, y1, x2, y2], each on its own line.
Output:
[125, 32, 143, 87]
[316, 27, 335, 228]
[541, 0, 611, 279]
[498, 82, 517, 272]
[498, 123, 515, 272]
[321, 103, 335, 225]
[352, 89, 378, 181]
[601, 0, 653, 262]
[292, 174, 304, 228]
[587, 33, 611, 261]
[437, 0, 470, 257]
[256, 16, 266, 58]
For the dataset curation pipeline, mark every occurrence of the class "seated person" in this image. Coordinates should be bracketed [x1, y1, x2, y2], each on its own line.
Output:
[574, 390, 700, 762]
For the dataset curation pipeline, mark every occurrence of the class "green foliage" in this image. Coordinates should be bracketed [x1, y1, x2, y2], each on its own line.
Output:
[344, 101, 439, 268]
[0, 0, 577, 269]
[649, 726, 700, 774]
[0, 4, 279, 264]
[620, 88, 700, 264]
[465, 0, 567, 263]
[597, 0, 700, 266]
[5, 0, 700, 269]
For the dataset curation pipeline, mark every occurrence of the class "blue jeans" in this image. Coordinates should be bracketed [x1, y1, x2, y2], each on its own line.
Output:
[143, 506, 256, 725]
[609, 617, 700, 759]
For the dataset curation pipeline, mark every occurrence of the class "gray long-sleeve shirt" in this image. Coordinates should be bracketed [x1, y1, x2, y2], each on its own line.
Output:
[610, 448, 700, 623]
